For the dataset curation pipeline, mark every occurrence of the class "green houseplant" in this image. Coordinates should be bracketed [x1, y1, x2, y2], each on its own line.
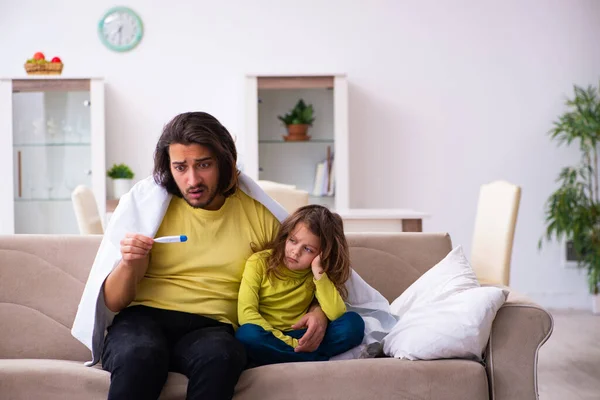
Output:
[277, 99, 315, 141]
[107, 163, 135, 199]
[107, 163, 134, 180]
[540, 83, 600, 306]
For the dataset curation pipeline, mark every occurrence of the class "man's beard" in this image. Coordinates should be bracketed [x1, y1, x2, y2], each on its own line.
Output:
[184, 184, 218, 209]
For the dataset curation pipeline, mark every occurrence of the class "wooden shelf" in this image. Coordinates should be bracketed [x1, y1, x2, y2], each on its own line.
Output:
[257, 76, 334, 90]
[12, 79, 90, 93]
[14, 142, 91, 147]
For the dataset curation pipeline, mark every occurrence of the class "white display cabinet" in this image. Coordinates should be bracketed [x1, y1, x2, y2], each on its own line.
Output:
[0, 78, 105, 234]
[244, 75, 349, 211]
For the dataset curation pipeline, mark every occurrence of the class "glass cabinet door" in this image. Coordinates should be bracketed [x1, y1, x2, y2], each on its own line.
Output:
[12, 87, 92, 233]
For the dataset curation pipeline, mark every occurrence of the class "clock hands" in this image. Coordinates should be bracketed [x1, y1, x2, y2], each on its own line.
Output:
[117, 25, 123, 45]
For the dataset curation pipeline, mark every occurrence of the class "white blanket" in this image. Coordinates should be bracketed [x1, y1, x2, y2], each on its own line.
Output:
[330, 271, 397, 360]
[71, 173, 288, 366]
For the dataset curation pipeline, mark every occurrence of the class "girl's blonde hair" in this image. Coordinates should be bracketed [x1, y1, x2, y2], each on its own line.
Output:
[264, 205, 351, 300]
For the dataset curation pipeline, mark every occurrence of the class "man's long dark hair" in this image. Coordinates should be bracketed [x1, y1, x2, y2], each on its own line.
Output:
[153, 112, 238, 198]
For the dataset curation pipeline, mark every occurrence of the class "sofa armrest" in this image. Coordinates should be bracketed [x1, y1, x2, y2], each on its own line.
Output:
[485, 289, 553, 400]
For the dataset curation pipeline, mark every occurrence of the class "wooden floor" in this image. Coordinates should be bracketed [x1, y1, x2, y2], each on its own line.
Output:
[537, 310, 600, 400]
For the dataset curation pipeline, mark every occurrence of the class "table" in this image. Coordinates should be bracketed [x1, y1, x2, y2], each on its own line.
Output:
[336, 209, 429, 233]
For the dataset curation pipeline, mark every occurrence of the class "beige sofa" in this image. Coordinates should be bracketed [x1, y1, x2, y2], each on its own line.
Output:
[0, 233, 553, 400]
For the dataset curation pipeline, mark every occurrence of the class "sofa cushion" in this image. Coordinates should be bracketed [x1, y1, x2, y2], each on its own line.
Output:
[0, 358, 489, 400]
[235, 358, 489, 400]
[0, 237, 101, 361]
[0, 359, 187, 400]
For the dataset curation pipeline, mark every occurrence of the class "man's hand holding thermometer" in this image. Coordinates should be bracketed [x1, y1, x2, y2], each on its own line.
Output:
[104, 233, 188, 312]
[119, 234, 188, 263]
[119, 234, 188, 264]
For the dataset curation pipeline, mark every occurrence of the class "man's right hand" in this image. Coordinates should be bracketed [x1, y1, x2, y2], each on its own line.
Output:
[120, 233, 154, 270]
[104, 233, 153, 312]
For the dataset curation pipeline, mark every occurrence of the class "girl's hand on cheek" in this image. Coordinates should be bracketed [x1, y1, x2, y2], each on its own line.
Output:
[311, 254, 324, 280]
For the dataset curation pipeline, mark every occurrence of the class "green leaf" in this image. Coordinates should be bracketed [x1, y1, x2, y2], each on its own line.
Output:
[277, 99, 316, 126]
[107, 163, 134, 179]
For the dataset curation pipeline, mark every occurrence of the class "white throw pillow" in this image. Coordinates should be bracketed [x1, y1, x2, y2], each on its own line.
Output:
[383, 246, 507, 361]
[389, 245, 479, 316]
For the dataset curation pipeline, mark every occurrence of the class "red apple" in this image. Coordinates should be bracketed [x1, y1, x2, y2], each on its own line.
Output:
[33, 52, 45, 61]
[51, 57, 62, 63]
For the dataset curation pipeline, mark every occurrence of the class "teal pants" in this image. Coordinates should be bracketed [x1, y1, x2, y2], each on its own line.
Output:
[235, 311, 364, 366]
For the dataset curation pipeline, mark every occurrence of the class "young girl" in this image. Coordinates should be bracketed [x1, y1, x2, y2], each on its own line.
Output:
[236, 205, 365, 366]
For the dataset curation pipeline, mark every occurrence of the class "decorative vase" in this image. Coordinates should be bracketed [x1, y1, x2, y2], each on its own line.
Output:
[593, 293, 600, 315]
[112, 178, 132, 199]
[283, 124, 311, 141]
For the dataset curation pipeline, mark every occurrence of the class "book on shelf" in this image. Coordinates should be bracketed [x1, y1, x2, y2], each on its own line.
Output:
[312, 162, 326, 196]
[327, 162, 335, 196]
[312, 148, 335, 197]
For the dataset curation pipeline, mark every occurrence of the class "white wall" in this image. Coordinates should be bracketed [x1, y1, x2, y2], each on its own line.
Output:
[2, 0, 599, 309]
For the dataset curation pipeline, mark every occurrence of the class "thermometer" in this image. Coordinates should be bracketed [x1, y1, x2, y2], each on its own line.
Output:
[154, 235, 188, 243]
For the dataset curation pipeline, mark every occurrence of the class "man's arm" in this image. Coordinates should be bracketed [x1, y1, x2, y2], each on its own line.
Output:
[291, 299, 328, 352]
[103, 233, 153, 312]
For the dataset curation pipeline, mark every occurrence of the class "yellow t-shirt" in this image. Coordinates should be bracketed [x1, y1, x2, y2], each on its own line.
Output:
[131, 189, 280, 327]
[238, 250, 346, 348]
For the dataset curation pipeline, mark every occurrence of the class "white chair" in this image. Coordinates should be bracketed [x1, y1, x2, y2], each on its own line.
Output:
[470, 180, 521, 286]
[71, 185, 104, 234]
[257, 180, 310, 214]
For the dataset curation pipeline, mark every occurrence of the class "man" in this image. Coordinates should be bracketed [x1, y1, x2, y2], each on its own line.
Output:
[84, 112, 330, 400]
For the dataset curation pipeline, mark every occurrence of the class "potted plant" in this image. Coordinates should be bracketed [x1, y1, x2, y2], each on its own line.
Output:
[277, 99, 315, 141]
[107, 163, 135, 199]
[540, 83, 600, 314]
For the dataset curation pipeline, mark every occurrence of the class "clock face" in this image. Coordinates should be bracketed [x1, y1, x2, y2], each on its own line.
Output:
[98, 7, 143, 52]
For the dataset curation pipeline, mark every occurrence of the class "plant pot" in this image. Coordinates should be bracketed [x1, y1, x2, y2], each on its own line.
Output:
[593, 293, 600, 315]
[112, 178, 132, 199]
[283, 124, 311, 141]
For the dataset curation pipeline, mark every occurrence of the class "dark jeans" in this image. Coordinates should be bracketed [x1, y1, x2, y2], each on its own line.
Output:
[235, 311, 365, 366]
[102, 305, 246, 400]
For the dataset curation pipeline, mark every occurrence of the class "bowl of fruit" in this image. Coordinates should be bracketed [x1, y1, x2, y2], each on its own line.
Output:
[24, 52, 63, 75]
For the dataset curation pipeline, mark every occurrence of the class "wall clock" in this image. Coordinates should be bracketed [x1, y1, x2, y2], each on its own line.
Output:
[98, 7, 143, 52]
